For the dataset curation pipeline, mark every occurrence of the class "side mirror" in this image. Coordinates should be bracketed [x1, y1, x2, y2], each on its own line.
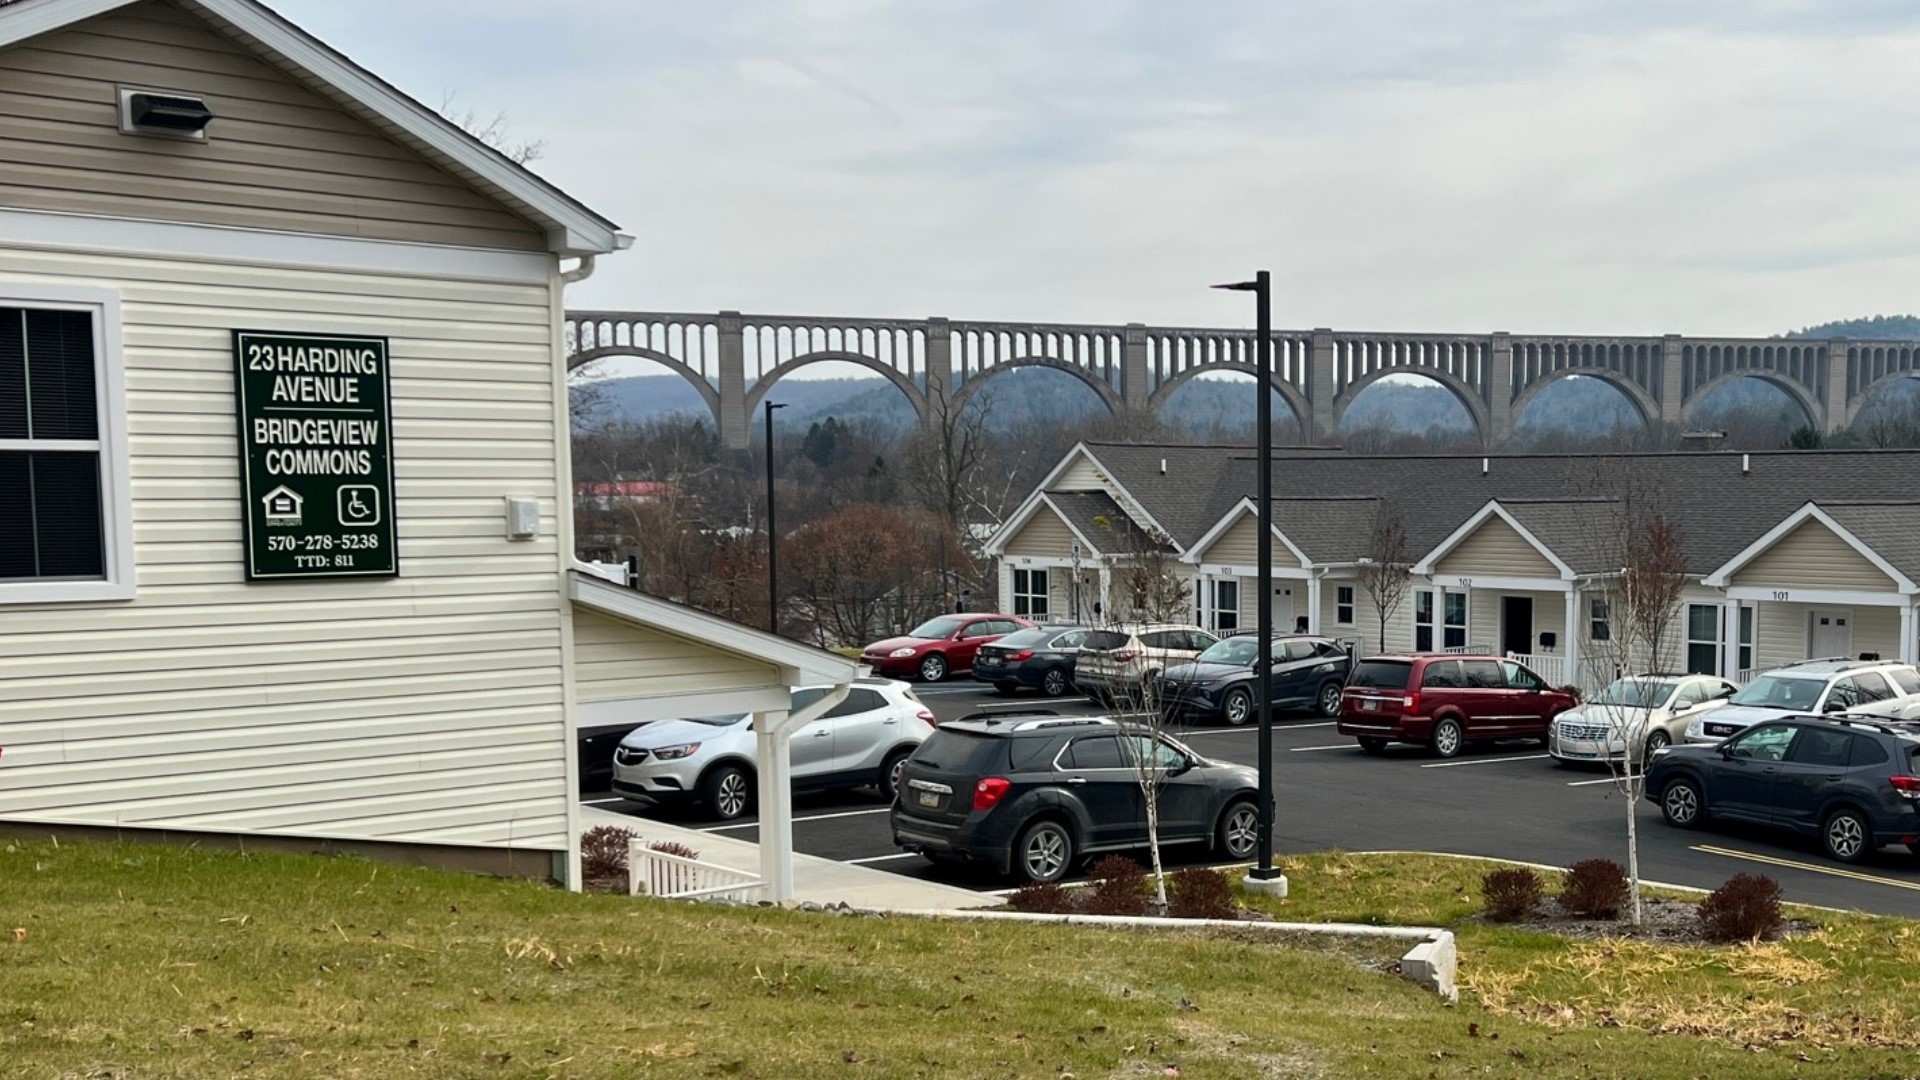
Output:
[1823, 700, 1848, 714]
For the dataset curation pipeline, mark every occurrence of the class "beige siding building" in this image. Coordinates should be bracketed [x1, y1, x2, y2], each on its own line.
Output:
[0, 0, 855, 890]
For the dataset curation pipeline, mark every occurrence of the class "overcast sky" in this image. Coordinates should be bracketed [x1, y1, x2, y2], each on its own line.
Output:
[280, 0, 1920, 339]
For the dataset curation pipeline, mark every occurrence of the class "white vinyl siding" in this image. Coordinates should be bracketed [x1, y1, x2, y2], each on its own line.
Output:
[572, 609, 780, 702]
[1730, 521, 1898, 592]
[1433, 517, 1559, 579]
[1746, 602, 1902, 673]
[1003, 504, 1077, 557]
[1055, 454, 1107, 491]
[0, 242, 573, 851]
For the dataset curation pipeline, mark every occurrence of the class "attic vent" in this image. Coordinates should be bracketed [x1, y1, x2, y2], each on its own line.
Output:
[1159, 458, 1167, 475]
[1742, 453, 1750, 475]
[118, 86, 214, 140]
[1481, 457, 1489, 476]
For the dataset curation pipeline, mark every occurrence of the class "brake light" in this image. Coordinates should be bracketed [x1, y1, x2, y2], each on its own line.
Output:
[1890, 776, 1920, 800]
[1113, 650, 1139, 663]
[1403, 693, 1420, 712]
[916, 708, 937, 726]
[973, 777, 1012, 811]
[1007, 650, 1033, 661]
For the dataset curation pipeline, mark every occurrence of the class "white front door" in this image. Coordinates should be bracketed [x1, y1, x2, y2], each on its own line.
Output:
[1809, 608, 1853, 660]
[1270, 584, 1297, 634]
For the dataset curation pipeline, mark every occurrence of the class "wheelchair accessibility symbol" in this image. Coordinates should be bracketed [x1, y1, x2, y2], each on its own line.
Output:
[337, 485, 381, 528]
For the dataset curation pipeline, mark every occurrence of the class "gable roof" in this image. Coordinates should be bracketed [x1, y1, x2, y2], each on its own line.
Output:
[0, 0, 627, 256]
[1046, 490, 1171, 556]
[1184, 497, 1310, 567]
[570, 571, 859, 684]
[1413, 500, 1576, 579]
[1702, 503, 1919, 593]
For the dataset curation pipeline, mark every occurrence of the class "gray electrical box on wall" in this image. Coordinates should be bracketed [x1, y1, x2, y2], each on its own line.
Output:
[505, 496, 540, 540]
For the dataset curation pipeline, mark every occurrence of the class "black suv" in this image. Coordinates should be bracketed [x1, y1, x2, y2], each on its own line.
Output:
[1647, 714, 1920, 863]
[890, 712, 1261, 883]
[971, 625, 1091, 696]
[1159, 633, 1352, 725]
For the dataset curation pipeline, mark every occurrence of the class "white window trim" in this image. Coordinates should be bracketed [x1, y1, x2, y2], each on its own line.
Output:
[1212, 578, 1240, 634]
[1013, 567, 1050, 618]
[1684, 602, 1720, 674]
[0, 283, 132, 604]
[1335, 584, 1355, 626]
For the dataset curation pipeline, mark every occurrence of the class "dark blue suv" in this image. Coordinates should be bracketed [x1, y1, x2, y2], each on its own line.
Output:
[890, 713, 1261, 883]
[1647, 715, 1920, 863]
[971, 625, 1090, 696]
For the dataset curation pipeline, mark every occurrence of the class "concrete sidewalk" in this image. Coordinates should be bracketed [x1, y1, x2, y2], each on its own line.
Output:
[582, 805, 1000, 912]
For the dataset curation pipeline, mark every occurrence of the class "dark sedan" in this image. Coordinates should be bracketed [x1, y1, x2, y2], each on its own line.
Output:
[1160, 633, 1353, 725]
[971, 625, 1090, 696]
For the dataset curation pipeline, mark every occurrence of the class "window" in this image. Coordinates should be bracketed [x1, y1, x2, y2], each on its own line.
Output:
[1854, 671, 1895, 703]
[1211, 578, 1239, 634]
[1061, 735, 1125, 769]
[1461, 659, 1503, 688]
[1335, 585, 1355, 625]
[1851, 735, 1890, 768]
[1738, 605, 1755, 673]
[1011, 568, 1049, 617]
[1673, 681, 1710, 709]
[1727, 724, 1796, 762]
[1188, 630, 1219, 651]
[0, 287, 128, 603]
[1787, 727, 1853, 768]
[1686, 604, 1720, 675]
[1349, 659, 1412, 689]
[1890, 668, 1920, 696]
[1589, 597, 1611, 642]
[1443, 592, 1467, 650]
[1414, 590, 1435, 652]
[826, 689, 885, 718]
[1501, 661, 1543, 691]
[1825, 676, 1867, 712]
[1124, 735, 1186, 771]
[1051, 629, 1088, 650]
[1284, 640, 1316, 662]
[1420, 660, 1465, 688]
[790, 687, 826, 712]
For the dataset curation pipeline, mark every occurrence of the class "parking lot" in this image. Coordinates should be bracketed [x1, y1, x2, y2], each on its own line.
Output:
[586, 681, 1920, 917]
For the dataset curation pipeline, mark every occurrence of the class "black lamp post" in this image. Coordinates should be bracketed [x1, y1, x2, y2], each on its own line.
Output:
[1212, 270, 1285, 892]
[764, 401, 787, 633]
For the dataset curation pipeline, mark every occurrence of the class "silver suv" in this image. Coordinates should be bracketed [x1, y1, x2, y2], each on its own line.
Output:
[610, 678, 936, 820]
[1075, 623, 1218, 704]
[1683, 658, 1920, 744]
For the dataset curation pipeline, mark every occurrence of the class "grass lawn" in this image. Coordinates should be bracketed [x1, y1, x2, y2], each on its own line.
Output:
[2, 839, 1917, 1080]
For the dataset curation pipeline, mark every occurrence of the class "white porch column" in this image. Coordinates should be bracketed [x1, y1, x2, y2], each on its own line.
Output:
[1721, 598, 1741, 679]
[1902, 604, 1917, 666]
[1562, 587, 1580, 689]
[753, 708, 795, 902]
[1097, 565, 1113, 621]
[1306, 575, 1323, 635]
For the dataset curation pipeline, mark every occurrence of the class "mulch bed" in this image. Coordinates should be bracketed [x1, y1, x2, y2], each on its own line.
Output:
[1471, 896, 1818, 944]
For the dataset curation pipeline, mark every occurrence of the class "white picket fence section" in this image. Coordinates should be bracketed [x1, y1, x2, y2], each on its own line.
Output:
[1508, 652, 1564, 686]
[628, 839, 764, 903]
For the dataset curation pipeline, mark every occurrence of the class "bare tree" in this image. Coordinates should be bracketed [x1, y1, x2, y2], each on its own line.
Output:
[904, 380, 993, 605]
[439, 92, 545, 164]
[1355, 510, 1412, 652]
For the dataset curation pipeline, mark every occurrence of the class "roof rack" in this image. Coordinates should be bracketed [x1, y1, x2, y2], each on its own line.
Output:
[1009, 716, 1117, 732]
[1779, 656, 1855, 668]
[952, 707, 1063, 725]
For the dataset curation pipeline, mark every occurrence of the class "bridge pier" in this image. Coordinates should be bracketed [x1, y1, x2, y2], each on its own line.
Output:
[717, 311, 749, 451]
[1123, 323, 1149, 410]
[1309, 329, 1336, 441]
[1659, 335, 1684, 430]
[1488, 332, 1513, 444]
[1823, 340, 1848, 433]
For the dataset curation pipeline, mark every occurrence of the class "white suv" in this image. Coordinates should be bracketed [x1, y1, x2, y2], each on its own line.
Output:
[1682, 658, 1920, 744]
[1074, 624, 1218, 704]
[610, 679, 936, 820]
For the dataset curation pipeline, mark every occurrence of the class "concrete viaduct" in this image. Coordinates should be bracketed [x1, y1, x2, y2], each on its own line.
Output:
[564, 310, 1918, 450]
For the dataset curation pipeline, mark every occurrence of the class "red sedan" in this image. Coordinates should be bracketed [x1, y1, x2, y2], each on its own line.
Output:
[862, 614, 1033, 682]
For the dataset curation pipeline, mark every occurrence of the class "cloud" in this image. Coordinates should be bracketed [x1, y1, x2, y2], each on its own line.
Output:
[277, 0, 1920, 340]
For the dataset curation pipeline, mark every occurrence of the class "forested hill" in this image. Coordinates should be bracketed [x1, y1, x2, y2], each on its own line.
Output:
[1789, 316, 1920, 339]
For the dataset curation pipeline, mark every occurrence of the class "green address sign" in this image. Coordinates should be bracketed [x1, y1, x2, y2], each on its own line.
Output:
[232, 330, 398, 580]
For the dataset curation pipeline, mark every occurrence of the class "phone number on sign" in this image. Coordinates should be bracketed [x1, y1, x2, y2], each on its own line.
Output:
[266, 534, 381, 552]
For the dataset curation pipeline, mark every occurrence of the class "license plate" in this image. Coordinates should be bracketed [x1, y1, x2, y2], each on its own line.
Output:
[1567, 750, 1596, 759]
[916, 790, 940, 808]
[1363, 699, 1379, 712]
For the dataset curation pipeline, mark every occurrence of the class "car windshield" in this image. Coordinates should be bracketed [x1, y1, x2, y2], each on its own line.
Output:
[684, 714, 746, 728]
[907, 616, 966, 639]
[1348, 660, 1413, 690]
[991, 628, 1050, 649]
[1197, 638, 1262, 665]
[1589, 679, 1676, 709]
[1728, 674, 1824, 711]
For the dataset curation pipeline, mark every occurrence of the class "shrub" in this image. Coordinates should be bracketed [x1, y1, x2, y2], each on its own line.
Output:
[1698, 873, 1785, 942]
[579, 824, 638, 881]
[1559, 858, 1630, 918]
[1007, 881, 1075, 914]
[646, 840, 701, 861]
[1481, 867, 1543, 923]
[1082, 855, 1148, 916]
[1557, 684, 1583, 704]
[1167, 867, 1238, 920]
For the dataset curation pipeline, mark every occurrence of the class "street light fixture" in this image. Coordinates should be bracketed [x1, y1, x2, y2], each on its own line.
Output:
[764, 401, 787, 634]
[1212, 270, 1287, 897]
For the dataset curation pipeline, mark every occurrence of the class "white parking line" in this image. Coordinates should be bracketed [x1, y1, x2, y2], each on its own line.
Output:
[847, 852, 920, 865]
[1420, 753, 1553, 769]
[701, 806, 893, 831]
[580, 797, 628, 806]
[1565, 776, 1624, 787]
[1289, 744, 1355, 753]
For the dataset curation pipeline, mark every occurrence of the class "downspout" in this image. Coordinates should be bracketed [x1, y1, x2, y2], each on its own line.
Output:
[560, 254, 597, 285]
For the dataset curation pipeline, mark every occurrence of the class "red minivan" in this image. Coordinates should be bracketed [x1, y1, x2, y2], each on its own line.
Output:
[1337, 654, 1576, 758]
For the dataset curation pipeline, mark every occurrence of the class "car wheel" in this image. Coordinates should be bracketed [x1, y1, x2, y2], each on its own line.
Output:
[1316, 681, 1343, 717]
[1041, 668, 1071, 697]
[992, 681, 1018, 696]
[1660, 776, 1704, 829]
[1358, 737, 1388, 755]
[1823, 807, 1872, 863]
[703, 764, 753, 821]
[1642, 729, 1671, 765]
[1015, 820, 1074, 884]
[878, 749, 912, 803]
[1221, 687, 1254, 727]
[1217, 800, 1259, 860]
[919, 654, 949, 682]
[1428, 717, 1464, 759]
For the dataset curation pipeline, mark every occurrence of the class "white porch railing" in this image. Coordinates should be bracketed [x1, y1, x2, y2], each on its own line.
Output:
[628, 840, 764, 903]
[1737, 668, 1756, 684]
[1507, 652, 1564, 686]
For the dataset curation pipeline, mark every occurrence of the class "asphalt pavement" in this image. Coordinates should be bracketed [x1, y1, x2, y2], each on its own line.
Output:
[586, 678, 1920, 917]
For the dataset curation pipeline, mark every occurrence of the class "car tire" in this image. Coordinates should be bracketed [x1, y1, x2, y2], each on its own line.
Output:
[1014, 819, 1074, 884]
[1041, 668, 1071, 697]
[1660, 776, 1705, 829]
[1822, 806, 1873, 864]
[878, 748, 912, 803]
[702, 764, 753, 821]
[1642, 729, 1671, 765]
[1358, 737, 1388, 755]
[1217, 799, 1259, 860]
[1221, 687, 1254, 727]
[1316, 681, 1343, 718]
[919, 654, 949, 682]
[1428, 717, 1464, 759]
[992, 681, 1018, 696]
